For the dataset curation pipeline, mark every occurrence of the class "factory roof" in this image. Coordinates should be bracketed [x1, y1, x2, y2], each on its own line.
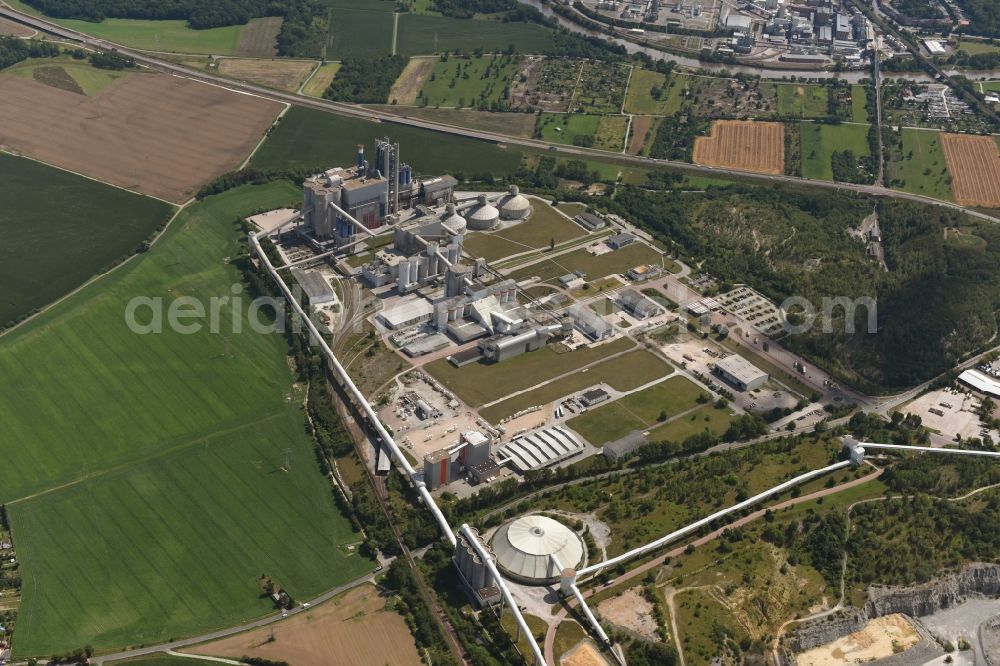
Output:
[714, 354, 768, 386]
[575, 212, 606, 230]
[489, 515, 585, 583]
[422, 175, 458, 193]
[289, 267, 336, 302]
[958, 369, 1000, 398]
[618, 289, 662, 316]
[498, 426, 586, 472]
[725, 14, 752, 28]
[378, 298, 435, 328]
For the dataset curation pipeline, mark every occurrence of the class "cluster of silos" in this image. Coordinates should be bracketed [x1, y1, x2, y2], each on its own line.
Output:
[465, 194, 500, 230]
[498, 185, 531, 221]
[445, 264, 473, 298]
[302, 176, 342, 238]
[396, 240, 462, 293]
[455, 527, 496, 592]
[440, 203, 467, 234]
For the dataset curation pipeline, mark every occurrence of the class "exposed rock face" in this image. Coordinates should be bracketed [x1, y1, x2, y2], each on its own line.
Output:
[866, 563, 1000, 618]
[790, 563, 1000, 654]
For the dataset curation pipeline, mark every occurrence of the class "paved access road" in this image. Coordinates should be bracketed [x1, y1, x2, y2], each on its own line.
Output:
[2, 5, 999, 228]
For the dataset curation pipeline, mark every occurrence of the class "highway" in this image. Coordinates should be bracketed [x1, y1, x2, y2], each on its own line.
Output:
[2, 5, 1000, 226]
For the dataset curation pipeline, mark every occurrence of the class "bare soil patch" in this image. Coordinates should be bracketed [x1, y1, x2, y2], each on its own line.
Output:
[693, 120, 784, 175]
[184, 584, 421, 666]
[597, 586, 660, 640]
[940, 133, 1000, 207]
[0, 17, 34, 37]
[217, 57, 314, 92]
[235, 16, 281, 57]
[31, 65, 83, 95]
[562, 639, 612, 666]
[0, 72, 282, 202]
[389, 56, 436, 105]
[796, 614, 920, 666]
[628, 115, 653, 155]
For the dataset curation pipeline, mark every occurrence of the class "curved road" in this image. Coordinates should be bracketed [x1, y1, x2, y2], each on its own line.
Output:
[2, 5, 999, 227]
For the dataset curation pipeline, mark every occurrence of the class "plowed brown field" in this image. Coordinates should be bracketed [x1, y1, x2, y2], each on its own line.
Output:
[693, 120, 784, 175]
[940, 133, 1000, 207]
[0, 72, 282, 202]
[184, 584, 421, 666]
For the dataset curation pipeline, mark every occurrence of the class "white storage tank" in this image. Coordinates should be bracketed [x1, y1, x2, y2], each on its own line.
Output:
[499, 185, 531, 220]
[465, 194, 500, 230]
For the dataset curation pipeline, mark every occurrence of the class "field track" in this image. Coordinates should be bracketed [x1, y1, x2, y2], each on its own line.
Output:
[694, 120, 784, 175]
[0, 72, 282, 202]
[940, 133, 1000, 208]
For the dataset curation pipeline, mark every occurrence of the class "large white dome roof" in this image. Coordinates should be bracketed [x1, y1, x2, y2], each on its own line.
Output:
[499, 185, 531, 219]
[490, 514, 585, 584]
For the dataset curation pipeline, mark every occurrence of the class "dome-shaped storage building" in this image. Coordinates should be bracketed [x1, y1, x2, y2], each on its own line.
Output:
[499, 185, 531, 220]
[489, 514, 586, 585]
[464, 194, 500, 231]
[440, 203, 467, 234]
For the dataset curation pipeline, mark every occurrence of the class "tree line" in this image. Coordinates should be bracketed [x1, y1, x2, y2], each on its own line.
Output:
[0, 36, 59, 70]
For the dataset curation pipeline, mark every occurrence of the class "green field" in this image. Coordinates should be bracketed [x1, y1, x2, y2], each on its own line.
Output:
[463, 201, 587, 261]
[775, 83, 828, 118]
[418, 54, 520, 107]
[539, 113, 602, 146]
[3, 57, 130, 95]
[252, 106, 522, 177]
[479, 349, 672, 422]
[623, 68, 673, 115]
[980, 81, 1000, 93]
[0, 153, 174, 329]
[426, 337, 635, 407]
[396, 14, 555, 55]
[800, 122, 871, 180]
[888, 128, 953, 201]
[567, 375, 704, 445]
[595, 115, 628, 151]
[957, 38, 1000, 55]
[0, 0, 244, 55]
[326, 0, 395, 59]
[3, 182, 371, 655]
[647, 403, 736, 443]
[508, 241, 664, 283]
[851, 84, 869, 123]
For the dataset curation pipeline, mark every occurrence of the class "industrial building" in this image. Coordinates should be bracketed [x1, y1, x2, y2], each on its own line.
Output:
[301, 138, 456, 246]
[376, 298, 435, 330]
[566, 303, 615, 341]
[423, 430, 494, 490]
[607, 232, 637, 250]
[617, 289, 664, 319]
[498, 426, 586, 472]
[289, 267, 337, 307]
[579, 387, 610, 407]
[958, 369, 1000, 399]
[454, 527, 502, 607]
[575, 212, 607, 231]
[489, 514, 586, 585]
[602, 430, 649, 462]
[714, 354, 768, 391]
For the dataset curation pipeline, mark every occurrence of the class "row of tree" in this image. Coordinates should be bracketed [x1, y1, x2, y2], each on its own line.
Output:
[0, 36, 59, 70]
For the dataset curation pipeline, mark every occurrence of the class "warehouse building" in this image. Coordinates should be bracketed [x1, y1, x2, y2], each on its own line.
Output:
[602, 430, 649, 462]
[489, 514, 586, 585]
[377, 298, 435, 330]
[579, 387, 610, 407]
[958, 369, 1000, 399]
[289, 267, 337, 307]
[606, 232, 636, 250]
[498, 427, 586, 472]
[617, 289, 663, 319]
[575, 212, 606, 231]
[566, 304, 614, 341]
[714, 354, 768, 391]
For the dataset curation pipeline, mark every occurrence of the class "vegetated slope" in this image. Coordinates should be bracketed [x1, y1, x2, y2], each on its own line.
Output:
[955, 0, 1000, 38]
[3, 182, 370, 655]
[251, 105, 522, 177]
[610, 186, 1000, 391]
[0, 153, 173, 328]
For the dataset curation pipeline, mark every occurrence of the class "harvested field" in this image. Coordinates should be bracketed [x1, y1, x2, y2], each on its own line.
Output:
[0, 17, 34, 37]
[796, 614, 920, 666]
[940, 133, 1000, 207]
[596, 587, 659, 640]
[302, 61, 340, 97]
[561, 639, 611, 666]
[0, 73, 282, 202]
[628, 115, 653, 155]
[217, 57, 315, 92]
[389, 56, 435, 105]
[235, 16, 281, 56]
[693, 120, 784, 175]
[185, 584, 420, 666]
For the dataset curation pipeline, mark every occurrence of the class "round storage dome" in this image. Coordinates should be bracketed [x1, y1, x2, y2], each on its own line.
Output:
[464, 194, 500, 230]
[499, 185, 531, 220]
[440, 203, 467, 234]
[490, 514, 586, 585]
